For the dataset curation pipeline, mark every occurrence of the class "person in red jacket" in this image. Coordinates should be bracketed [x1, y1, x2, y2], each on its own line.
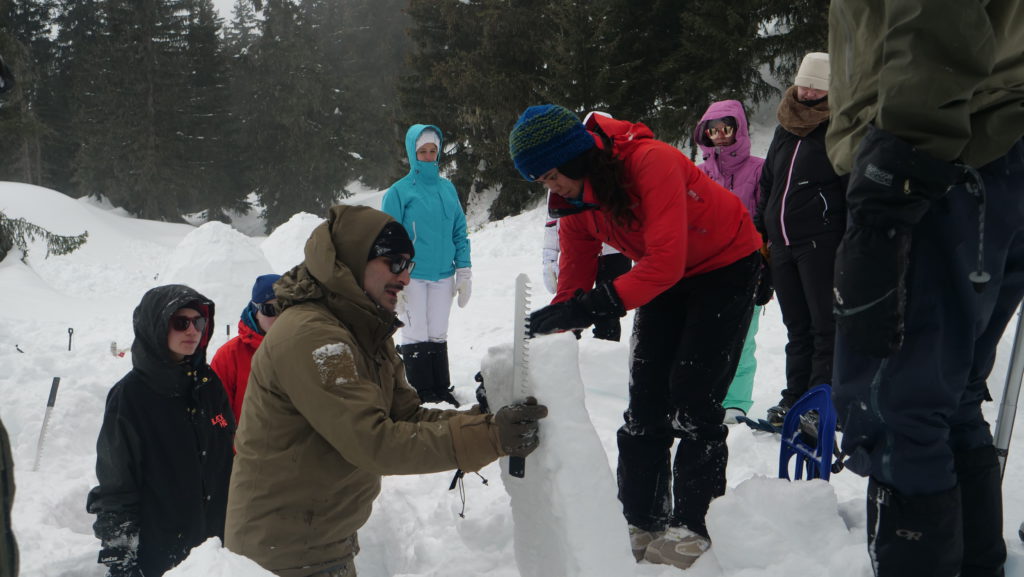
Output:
[211, 274, 281, 422]
[509, 105, 762, 570]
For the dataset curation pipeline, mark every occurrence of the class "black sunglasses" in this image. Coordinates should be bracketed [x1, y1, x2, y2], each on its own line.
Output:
[169, 315, 207, 332]
[384, 256, 415, 275]
[255, 302, 278, 317]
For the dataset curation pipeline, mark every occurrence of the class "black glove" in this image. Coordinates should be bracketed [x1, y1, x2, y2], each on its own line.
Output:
[834, 125, 963, 358]
[99, 545, 141, 577]
[528, 281, 626, 338]
[591, 317, 622, 341]
[473, 371, 489, 414]
[753, 253, 773, 306]
[93, 514, 141, 577]
[494, 397, 549, 457]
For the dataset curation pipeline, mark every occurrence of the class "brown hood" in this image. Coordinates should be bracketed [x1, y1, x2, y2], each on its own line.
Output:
[276, 204, 391, 308]
[275, 205, 400, 351]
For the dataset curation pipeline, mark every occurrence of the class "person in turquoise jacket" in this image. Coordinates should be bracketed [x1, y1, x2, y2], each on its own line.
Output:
[382, 124, 471, 406]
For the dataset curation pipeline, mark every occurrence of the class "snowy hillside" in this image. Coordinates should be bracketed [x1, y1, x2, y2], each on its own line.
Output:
[1, 180, 1022, 577]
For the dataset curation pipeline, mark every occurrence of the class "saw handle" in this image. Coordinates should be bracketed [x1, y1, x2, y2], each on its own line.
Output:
[509, 456, 525, 478]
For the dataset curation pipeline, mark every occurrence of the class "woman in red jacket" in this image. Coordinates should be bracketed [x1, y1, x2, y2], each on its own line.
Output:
[510, 105, 762, 570]
[211, 274, 281, 422]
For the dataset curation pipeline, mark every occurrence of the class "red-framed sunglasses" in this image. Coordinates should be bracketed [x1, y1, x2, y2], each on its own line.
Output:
[705, 125, 735, 139]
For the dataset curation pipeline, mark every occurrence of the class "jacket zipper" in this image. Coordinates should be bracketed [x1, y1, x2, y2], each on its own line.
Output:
[779, 140, 802, 246]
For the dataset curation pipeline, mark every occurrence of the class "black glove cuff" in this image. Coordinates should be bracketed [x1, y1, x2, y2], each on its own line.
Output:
[581, 281, 626, 319]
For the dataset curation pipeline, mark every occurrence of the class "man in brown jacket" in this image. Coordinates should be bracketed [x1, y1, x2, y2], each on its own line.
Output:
[225, 205, 546, 577]
[827, 2, 1024, 576]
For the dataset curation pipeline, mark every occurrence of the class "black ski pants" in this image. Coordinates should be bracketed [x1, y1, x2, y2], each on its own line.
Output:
[770, 232, 842, 406]
[834, 139, 1024, 576]
[617, 252, 758, 538]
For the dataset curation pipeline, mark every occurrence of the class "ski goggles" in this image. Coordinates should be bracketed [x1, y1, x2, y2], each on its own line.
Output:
[705, 124, 735, 139]
[254, 302, 278, 317]
[169, 315, 208, 332]
[384, 255, 416, 275]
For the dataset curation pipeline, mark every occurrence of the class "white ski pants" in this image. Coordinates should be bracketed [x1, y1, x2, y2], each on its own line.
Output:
[399, 276, 455, 344]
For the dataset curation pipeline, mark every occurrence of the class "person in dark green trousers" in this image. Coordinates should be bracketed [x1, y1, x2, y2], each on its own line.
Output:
[0, 418, 17, 577]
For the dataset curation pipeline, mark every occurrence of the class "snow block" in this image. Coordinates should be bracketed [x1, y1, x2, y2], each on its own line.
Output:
[480, 332, 634, 577]
[706, 476, 855, 573]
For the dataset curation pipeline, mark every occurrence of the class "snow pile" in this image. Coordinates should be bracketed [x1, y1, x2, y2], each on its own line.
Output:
[161, 221, 275, 324]
[164, 538, 274, 577]
[706, 477, 866, 575]
[260, 212, 324, 273]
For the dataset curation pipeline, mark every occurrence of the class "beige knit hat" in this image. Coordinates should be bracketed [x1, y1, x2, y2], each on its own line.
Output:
[795, 52, 830, 91]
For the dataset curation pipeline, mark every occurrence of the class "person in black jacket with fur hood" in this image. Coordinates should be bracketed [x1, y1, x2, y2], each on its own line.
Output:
[754, 53, 848, 426]
[87, 285, 235, 577]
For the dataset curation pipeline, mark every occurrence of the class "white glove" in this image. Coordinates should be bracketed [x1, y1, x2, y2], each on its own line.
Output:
[541, 248, 559, 294]
[454, 267, 472, 308]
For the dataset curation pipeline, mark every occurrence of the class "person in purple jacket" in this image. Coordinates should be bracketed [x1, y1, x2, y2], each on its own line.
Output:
[694, 100, 769, 425]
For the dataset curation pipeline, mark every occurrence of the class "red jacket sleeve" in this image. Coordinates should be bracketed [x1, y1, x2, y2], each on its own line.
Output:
[210, 340, 241, 421]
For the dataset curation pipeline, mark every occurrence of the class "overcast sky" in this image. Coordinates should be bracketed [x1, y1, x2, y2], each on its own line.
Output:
[214, 0, 235, 21]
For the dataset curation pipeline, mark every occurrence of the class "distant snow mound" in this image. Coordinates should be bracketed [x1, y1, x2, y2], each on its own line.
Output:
[161, 221, 275, 323]
[0, 182, 92, 235]
[261, 212, 324, 273]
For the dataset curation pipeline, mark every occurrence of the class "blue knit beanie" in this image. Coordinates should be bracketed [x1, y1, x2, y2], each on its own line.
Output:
[509, 105, 596, 181]
[251, 273, 282, 304]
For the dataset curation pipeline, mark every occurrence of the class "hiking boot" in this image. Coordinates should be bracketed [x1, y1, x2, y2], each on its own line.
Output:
[799, 409, 841, 437]
[438, 387, 461, 408]
[643, 526, 710, 570]
[766, 404, 789, 428]
[799, 410, 819, 439]
[628, 525, 662, 562]
[723, 407, 746, 425]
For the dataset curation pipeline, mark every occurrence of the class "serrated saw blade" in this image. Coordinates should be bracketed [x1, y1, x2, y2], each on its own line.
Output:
[508, 273, 532, 479]
[511, 273, 531, 401]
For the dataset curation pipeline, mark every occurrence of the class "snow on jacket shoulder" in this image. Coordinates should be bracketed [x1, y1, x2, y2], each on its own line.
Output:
[555, 115, 762, 311]
[225, 205, 501, 577]
[382, 124, 471, 281]
[210, 319, 264, 422]
[694, 99, 765, 217]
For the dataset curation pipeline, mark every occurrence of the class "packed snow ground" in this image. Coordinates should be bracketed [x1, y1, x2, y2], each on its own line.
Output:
[1, 179, 1022, 577]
